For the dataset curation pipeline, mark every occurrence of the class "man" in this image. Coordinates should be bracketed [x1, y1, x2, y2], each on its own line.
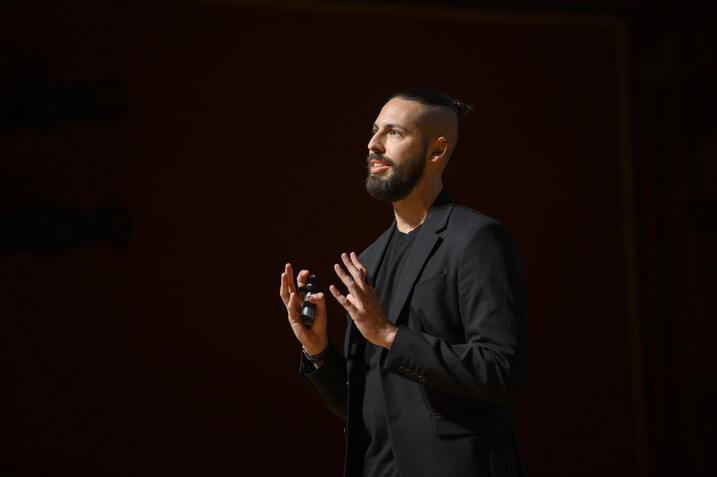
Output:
[280, 88, 527, 476]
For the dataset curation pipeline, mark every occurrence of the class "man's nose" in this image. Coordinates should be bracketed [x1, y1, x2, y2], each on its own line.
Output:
[367, 133, 384, 153]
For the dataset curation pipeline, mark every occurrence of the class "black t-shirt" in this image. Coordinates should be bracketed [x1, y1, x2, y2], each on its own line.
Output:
[359, 224, 421, 476]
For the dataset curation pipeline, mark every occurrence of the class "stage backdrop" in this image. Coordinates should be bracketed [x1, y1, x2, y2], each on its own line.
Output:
[1, 1, 643, 475]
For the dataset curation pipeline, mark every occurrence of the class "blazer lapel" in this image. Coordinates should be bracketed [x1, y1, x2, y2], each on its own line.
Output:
[387, 190, 454, 325]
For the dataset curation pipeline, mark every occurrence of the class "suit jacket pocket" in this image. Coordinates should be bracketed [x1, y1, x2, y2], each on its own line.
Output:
[413, 274, 447, 297]
[430, 411, 498, 438]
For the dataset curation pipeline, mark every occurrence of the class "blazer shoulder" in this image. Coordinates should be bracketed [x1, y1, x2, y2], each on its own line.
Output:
[447, 203, 507, 236]
[440, 203, 521, 262]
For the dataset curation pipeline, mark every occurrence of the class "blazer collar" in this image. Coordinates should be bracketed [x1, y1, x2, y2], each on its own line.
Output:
[387, 189, 454, 323]
[358, 190, 454, 323]
[361, 189, 454, 280]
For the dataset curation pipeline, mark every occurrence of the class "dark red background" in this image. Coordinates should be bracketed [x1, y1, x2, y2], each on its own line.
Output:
[2, 1, 714, 476]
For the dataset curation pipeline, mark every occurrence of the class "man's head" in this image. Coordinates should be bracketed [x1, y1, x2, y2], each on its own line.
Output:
[365, 87, 471, 203]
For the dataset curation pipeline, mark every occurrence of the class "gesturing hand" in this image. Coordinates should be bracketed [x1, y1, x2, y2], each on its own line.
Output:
[330, 252, 398, 349]
[280, 263, 329, 356]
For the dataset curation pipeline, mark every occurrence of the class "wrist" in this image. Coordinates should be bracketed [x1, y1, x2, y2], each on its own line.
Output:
[303, 340, 329, 357]
[381, 325, 398, 350]
[302, 343, 331, 362]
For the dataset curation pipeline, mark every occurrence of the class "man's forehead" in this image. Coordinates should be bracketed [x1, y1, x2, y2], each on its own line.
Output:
[374, 98, 428, 127]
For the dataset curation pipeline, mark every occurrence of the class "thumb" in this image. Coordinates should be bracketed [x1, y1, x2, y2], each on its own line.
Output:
[307, 292, 326, 310]
[307, 292, 328, 328]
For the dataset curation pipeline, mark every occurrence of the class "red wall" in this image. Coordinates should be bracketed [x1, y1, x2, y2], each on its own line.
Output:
[4, 1, 704, 475]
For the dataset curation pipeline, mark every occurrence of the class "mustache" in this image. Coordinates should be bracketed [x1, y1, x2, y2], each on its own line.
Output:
[366, 153, 394, 166]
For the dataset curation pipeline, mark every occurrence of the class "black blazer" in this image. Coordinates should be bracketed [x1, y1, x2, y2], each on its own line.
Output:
[304, 190, 527, 477]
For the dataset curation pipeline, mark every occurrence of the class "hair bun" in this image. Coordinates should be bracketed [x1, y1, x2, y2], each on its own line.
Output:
[451, 100, 473, 119]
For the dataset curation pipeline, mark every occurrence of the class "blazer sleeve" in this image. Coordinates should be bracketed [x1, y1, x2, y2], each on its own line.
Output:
[383, 220, 528, 405]
[301, 342, 349, 421]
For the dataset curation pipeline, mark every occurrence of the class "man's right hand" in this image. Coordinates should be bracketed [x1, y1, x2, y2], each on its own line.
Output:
[280, 263, 329, 356]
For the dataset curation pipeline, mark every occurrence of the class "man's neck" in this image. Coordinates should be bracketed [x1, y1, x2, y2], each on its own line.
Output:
[392, 181, 442, 233]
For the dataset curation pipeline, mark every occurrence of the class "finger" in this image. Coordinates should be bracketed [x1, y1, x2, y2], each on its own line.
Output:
[284, 263, 296, 294]
[280, 272, 291, 304]
[342, 253, 370, 294]
[350, 252, 369, 278]
[306, 292, 327, 329]
[280, 264, 299, 304]
[341, 253, 364, 285]
[330, 284, 355, 312]
[307, 291, 325, 305]
[286, 292, 302, 325]
[296, 269, 310, 289]
[334, 262, 365, 299]
[333, 262, 357, 291]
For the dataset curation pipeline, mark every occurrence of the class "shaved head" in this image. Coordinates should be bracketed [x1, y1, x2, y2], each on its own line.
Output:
[389, 87, 471, 162]
[415, 104, 460, 160]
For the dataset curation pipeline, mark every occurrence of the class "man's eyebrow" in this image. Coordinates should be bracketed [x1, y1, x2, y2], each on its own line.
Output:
[373, 122, 407, 131]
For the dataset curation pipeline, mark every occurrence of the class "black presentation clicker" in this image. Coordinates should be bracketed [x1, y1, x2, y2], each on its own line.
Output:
[297, 274, 317, 328]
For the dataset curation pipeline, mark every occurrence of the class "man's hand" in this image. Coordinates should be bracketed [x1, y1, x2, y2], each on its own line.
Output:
[330, 252, 398, 349]
[280, 263, 329, 356]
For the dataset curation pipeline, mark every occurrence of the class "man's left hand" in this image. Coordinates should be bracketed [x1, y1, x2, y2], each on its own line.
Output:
[330, 252, 398, 349]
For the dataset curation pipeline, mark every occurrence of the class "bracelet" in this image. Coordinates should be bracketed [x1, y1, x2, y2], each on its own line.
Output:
[302, 344, 331, 362]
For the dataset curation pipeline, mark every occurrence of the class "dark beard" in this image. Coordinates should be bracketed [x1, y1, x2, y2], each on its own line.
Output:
[365, 145, 427, 202]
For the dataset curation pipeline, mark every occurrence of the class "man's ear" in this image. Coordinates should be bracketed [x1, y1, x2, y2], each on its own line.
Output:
[428, 137, 448, 163]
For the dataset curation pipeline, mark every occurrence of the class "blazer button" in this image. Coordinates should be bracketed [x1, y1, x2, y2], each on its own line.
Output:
[417, 376, 426, 383]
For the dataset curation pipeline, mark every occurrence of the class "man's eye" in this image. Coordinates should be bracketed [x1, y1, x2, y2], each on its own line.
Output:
[389, 129, 399, 135]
